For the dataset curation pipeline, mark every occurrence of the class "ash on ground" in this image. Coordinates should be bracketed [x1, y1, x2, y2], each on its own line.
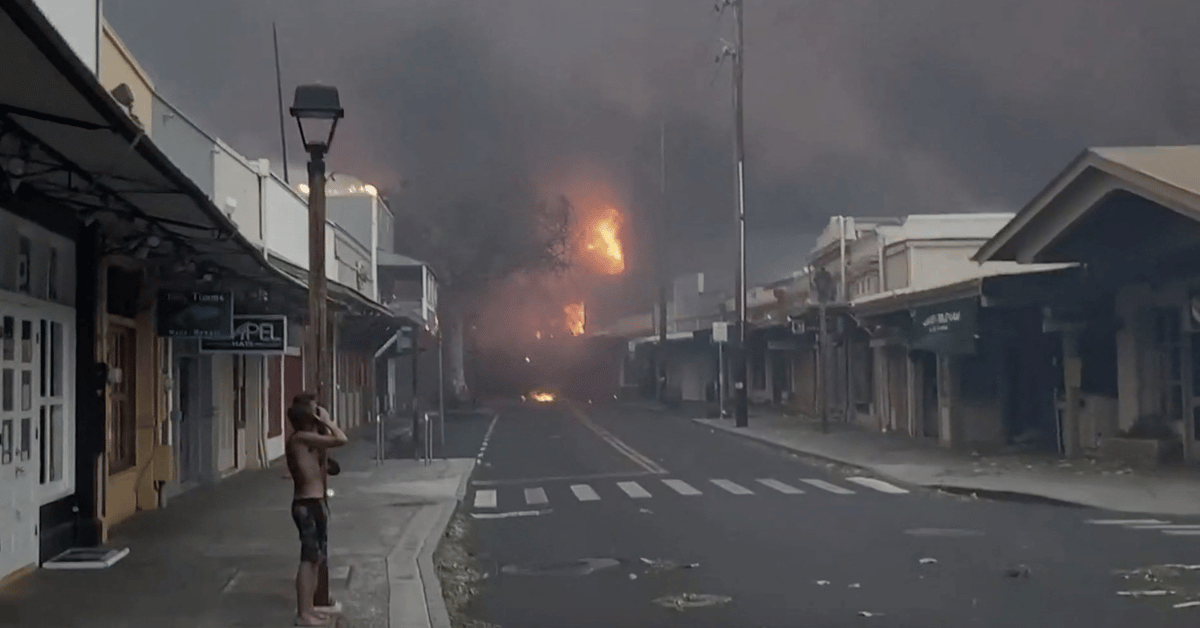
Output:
[436, 512, 499, 628]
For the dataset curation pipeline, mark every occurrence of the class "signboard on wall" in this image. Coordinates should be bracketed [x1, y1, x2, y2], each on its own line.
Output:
[200, 315, 287, 353]
[909, 297, 979, 354]
[156, 291, 233, 338]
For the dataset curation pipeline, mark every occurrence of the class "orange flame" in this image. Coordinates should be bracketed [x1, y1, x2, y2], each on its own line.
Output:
[584, 207, 624, 274]
[530, 391, 556, 402]
[564, 303, 585, 336]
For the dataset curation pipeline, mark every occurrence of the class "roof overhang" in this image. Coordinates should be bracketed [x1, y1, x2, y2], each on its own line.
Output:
[0, 0, 294, 290]
[853, 265, 1078, 317]
[974, 146, 1200, 265]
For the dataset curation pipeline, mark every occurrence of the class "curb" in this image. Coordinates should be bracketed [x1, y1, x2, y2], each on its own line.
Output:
[387, 460, 477, 628]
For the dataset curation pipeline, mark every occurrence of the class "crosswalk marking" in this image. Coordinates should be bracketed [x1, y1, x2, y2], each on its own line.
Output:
[570, 484, 601, 502]
[711, 479, 754, 495]
[1130, 524, 1200, 530]
[1085, 519, 1170, 526]
[663, 479, 702, 496]
[617, 481, 652, 498]
[469, 476, 924, 512]
[525, 487, 549, 505]
[845, 477, 909, 494]
[801, 479, 855, 494]
[474, 490, 497, 509]
[756, 479, 804, 494]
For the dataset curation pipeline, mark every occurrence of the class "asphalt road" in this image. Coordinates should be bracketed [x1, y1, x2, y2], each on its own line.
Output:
[451, 400, 1200, 627]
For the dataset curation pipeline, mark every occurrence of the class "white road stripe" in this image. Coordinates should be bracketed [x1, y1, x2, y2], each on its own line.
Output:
[1085, 519, 1170, 525]
[617, 481, 652, 498]
[473, 490, 497, 509]
[1162, 530, 1200, 536]
[845, 477, 909, 494]
[663, 479, 702, 496]
[1129, 524, 1200, 530]
[471, 509, 550, 520]
[800, 479, 855, 494]
[525, 487, 549, 505]
[711, 479, 754, 495]
[756, 479, 804, 494]
[570, 484, 601, 502]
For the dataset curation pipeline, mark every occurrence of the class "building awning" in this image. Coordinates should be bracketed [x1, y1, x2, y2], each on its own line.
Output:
[0, 1, 297, 290]
[852, 264, 1076, 317]
[974, 146, 1200, 270]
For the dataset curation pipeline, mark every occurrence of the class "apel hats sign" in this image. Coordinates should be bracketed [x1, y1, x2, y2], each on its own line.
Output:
[200, 315, 287, 354]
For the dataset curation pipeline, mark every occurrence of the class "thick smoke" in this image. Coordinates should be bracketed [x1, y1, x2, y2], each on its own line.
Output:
[105, 0, 1200, 323]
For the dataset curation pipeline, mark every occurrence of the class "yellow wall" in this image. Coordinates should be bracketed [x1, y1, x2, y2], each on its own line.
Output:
[96, 259, 172, 535]
[97, 21, 154, 135]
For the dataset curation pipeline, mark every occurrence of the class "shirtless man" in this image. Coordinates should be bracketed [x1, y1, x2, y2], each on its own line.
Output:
[286, 393, 348, 626]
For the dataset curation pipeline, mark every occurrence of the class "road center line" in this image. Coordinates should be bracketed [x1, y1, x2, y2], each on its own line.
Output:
[569, 405, 668, 474]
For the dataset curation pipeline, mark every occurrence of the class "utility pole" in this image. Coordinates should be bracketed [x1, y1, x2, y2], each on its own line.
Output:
[814, 267, 833, 433]
[656, 118, 668, 401]
[718, 0, 748, 427]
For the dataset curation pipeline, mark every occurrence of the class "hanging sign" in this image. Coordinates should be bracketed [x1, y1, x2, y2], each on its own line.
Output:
[200, 315, 287, 353]
[156, 291, 233, 339]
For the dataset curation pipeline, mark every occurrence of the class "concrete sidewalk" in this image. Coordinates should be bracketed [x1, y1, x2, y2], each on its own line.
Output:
[0, 426, 473, 628]
[694, 413, 1200, 516]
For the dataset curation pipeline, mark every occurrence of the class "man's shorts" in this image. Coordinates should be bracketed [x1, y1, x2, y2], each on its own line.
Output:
[291, 497, 329, 563]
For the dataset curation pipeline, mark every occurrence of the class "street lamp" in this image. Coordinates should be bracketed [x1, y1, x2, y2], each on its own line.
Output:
[289, 82, 343, 613]
[291, 84, 344, 156]
[290, 83, 343, 408]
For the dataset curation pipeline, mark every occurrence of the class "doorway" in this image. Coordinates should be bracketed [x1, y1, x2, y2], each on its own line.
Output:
[915, 350, 939, 439]
[0, 305, 41, 578]
[770, 351, 790, 404]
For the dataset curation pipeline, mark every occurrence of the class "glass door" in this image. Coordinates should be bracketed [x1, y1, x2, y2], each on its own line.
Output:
[0, 306, 41, 578]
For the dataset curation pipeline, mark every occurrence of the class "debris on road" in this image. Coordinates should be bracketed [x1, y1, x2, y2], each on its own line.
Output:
[919, 558, 938, 565]
[639, 557, 699, 574]
[639, 508, 653, 514]
[653, 593, 733, 611]
[848, 583, 861, 588]
[858, 611, 883, 617]
[816, 580, 831, 586]
[1117, 589, 1174, 597]
[435, 514, 498, 628]
[501, 557, 620, 577]
[629, 573, 638, 580]
[1004, 565, 1032, 578]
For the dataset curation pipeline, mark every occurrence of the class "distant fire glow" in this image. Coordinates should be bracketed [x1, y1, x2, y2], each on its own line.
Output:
[565, 303, 585, 336]
[583, 207, 625, 275]
[530, 391, 556, 403]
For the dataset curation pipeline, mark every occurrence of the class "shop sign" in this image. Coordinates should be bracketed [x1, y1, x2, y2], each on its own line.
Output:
[156, 291, 233, 339]
[909, 297, 978, 354]
[200, 315, 287, 353]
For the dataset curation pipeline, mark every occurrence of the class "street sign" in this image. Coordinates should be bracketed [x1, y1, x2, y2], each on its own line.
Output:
[712, 321, 729, 343]
[200, 315, 288, 353]
[156, 291, 233, 339]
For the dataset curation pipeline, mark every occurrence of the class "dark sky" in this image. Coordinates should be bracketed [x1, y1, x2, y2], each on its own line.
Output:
[103, 0, 1200, 313]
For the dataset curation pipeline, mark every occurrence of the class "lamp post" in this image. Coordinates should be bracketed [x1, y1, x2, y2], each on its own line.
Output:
[290, 82, 343, 612]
